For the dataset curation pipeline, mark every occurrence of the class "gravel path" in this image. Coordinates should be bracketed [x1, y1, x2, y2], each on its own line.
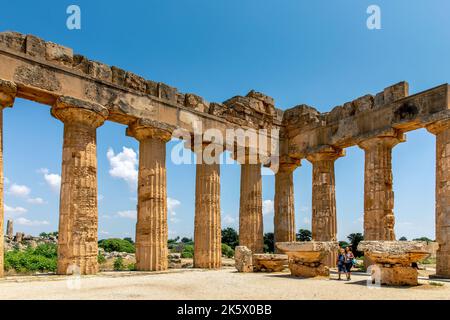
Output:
[0, 268, 449, 300]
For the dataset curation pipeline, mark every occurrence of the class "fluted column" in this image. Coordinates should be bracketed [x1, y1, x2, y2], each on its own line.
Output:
[427, 121, 450, 278]
[0, 79, 16, 278]
[239, 162, 264, 253]
[274, 157, 300, 250]
[127, 120, 171, 271]
[307, 147, 344, 267]
[51, 96, 108, 275]
[194, 145, 222, 268]
[358, 132, 404, 241]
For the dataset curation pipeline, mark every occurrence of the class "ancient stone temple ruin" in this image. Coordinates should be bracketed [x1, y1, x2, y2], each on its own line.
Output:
[0, 31, 449, 279]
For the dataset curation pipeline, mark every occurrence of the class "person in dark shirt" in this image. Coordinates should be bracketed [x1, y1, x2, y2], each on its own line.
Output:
[336, 247, 346, 280]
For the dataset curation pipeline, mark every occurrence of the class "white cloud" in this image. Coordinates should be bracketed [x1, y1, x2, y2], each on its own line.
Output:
[107, 147, 138, 187]
[99, 230, 110, 235]
[38, 168, 61, 192]
[27, 197, 46, 205]
[15, 217, 49, 226]
[263, 199, 274, 216]
[167, 197, 181, 216]
[117, 210, 137, 219]
[8, 184, 31, 198]
[5, 205, 27, 214]
[222, 214, 237, 225]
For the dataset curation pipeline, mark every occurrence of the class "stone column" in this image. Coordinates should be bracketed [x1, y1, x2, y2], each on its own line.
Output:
[6, 219, 13, 238]
[239, 162, 264, 253]
[274, 157, 300, 250]
[51, 96, 108, 275]
[194, 146, 222, 268]
[126, 120, 171, 271]
[307, 147, 344, 267]
[0, 79, 16, 278]
[358, 132, 404, 241]
[427, 121, 450, 278]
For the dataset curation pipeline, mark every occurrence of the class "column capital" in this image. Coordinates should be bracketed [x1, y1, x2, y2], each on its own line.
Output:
[358, 130, 405, 150]
[51, 96, 109, 127]
[306, 146, 345, 163]
[426, 119, 450, 135]
[277, 156, 301, 173]
[126, 118, 173, 142]
[0, 79, 17, 109]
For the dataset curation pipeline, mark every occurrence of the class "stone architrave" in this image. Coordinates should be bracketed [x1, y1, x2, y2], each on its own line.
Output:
[427, 120, 450, 278]
[358, 131, 405, 241]
[51, 96, 108, 275]
[0, 79, 16, 278]
[274, 157, 300, 251]
[306, 147, 344, 268]
[126, 119, 172, 271]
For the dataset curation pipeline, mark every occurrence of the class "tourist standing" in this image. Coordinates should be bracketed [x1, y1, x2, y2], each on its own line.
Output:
[336, 248, 346, 280]
[345, 247, 355, 280]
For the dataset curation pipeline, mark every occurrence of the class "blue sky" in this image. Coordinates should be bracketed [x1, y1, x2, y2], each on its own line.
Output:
[1, 0, 449, 241]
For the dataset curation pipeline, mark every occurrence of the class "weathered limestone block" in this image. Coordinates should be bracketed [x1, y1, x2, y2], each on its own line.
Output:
[185, 93, 208, 113]
[125, 72, 146, 92]
[274, 158, 300, 250]
[45, 42, 73, 67]
[358, 131, 404, 241]
[252, 254, 288, 272]
[88, 60, 112, 82]
[126, 119, 172, 271]
[111, 66, 127, 86]
[0, 31, 26, 52]
[239, 163, 264, 253]
[0, 79, 16, 278]
[427, 120, 450, 278]
[146, 80, 159, 96]
[235, 246, 253, 272]
[51, 96, 108, 275]
[306, 147, 344, 267]
[358, 241, 430, 286]
[383, 81, 409, 105]
[194, 153, 222, 269]
[25, 35, 46, 58]
[168, 253, 182, 269]
[158, 83, 177, 103]
[14, 232, 24, 243]
[277, 241, 339, 278]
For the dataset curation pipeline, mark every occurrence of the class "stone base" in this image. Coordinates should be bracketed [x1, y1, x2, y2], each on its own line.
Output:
[252, 254, 288, 272]
[371, 265, 419, 286]
[235, 246, 253, 273]
[289, 261, 329, 278]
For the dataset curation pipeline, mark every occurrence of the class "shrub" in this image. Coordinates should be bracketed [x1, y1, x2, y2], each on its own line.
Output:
[181, 244, 194, 258]
[113, 257, 125, 271]
[221, 244, 234, 258]
[4, 244, 58, 273]
[296, 229, 312, 242]
[127, 263, 136, 271]
[98, 253, 106, 264]
[98, 238, 135, 253]
[222, 228, 239, 249]
[264, 233, 274, 253]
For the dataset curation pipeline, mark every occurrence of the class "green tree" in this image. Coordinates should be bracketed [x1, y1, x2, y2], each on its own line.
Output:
[98, 238, 135, 253]
[181, 237, 193, 244]
[413, 237, 433, 243]
[181, 244, 194, 258]
[221, 227, 239, 249]
[399, 236, 407, 241]
[296, 229, 312, 242]
[264, 232, 275, 253]
[123, 237, 134, 244]
[339, 241, 349, 248]
[347, 233, 364, 257]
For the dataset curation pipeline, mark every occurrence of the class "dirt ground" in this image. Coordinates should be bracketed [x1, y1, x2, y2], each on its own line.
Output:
[0, 267, 449, 300]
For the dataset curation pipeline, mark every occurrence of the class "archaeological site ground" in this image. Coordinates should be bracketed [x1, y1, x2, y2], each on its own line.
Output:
[1, 2, 450, 314]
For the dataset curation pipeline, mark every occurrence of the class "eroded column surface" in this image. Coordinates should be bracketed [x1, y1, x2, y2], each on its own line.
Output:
[274, 158, 300, 249]
[52, 96, 108, 275]
[127, 120, 171, 271]
[307, 148, 344, 267]
[427, 121, 450, 278]
[239, 163, 264, 253]
[194, 153, 222, 268]
[0, 79, 16, 278]
[358, 133, 404, 241]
